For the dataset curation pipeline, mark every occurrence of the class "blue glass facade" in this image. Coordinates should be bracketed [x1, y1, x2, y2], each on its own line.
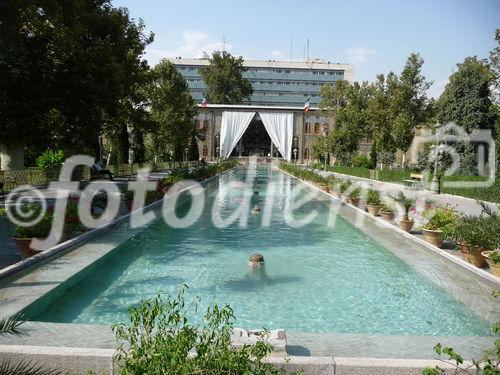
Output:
[170, 58, 353, 107]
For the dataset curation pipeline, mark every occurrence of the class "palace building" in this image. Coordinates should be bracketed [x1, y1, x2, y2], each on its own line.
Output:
[168, 57, 353, 163]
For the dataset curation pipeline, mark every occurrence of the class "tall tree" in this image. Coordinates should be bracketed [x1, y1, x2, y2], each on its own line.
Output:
[318, 80, 372, 165]
[490, 29, 500, 104]
[0, 0, 153, 167]
[145, 60, 198, 161]
[437, 56, 495, 132]
[199, 51, 253, 104]
[367, 73, 398, 160]
[391, 53, 432, 165]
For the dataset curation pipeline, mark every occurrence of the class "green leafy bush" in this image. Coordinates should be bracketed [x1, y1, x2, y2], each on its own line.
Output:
[36, 149, 65, 170]
[280, 163, 328, 186]
[451, 215, 500, 250]
[348, 186, 362, 200]
[440, 176, 500, 204]
[112, 287, 282, 375]
[352, 154, 372, 169]
[419, 205, 459, 238]
[366, 189, 381, 206]
[12, 203, 53, 239]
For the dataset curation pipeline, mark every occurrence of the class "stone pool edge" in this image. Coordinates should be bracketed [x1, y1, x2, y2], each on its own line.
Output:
[0, 343, 470, 375]
[277, 166, 500, 289]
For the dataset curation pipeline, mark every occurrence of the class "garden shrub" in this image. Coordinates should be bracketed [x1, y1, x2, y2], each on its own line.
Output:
[113, 287, 282, 375]
[376, 169, 411, 183]
[440, 175, 500, 203]
[36, 149, 65, 170]
[351, 154, 372, 169]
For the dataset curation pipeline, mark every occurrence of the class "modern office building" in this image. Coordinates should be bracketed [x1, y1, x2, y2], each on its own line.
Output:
[169, 57, 354, 107]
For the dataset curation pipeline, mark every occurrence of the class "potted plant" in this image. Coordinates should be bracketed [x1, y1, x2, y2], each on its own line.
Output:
[346, 186, 361, 207]
[366, 189, 382, 216]
[419, 205, 458, 248]
[379, 201, 395, 221]
[481, 250, 500, 277]
[12, 204, 54, 258]
[391, 192, 416, 232]
[339, 180, 351, 197]
[330, 180, 342, 198]
[452, 215, 499, 268]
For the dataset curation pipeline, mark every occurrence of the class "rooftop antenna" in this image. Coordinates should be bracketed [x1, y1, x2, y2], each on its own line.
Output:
[303, 44, 306, 62]
[306, 38, 310, 62]
[222, 35, 226, 51]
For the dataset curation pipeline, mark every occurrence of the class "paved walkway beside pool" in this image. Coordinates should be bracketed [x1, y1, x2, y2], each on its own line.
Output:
[314, 168, 498, 216]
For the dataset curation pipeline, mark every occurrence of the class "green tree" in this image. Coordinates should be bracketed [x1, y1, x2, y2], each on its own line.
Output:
[0, 0, 153, 165]
[367, 73, 398, 159]
[437, 56, 495, 132]
[145, 60, 198, 161]
[318, 80, 372, 165]
[199, 51, 253, 104]
[391, 53, 432, 166]
[490, 29, 500, 104]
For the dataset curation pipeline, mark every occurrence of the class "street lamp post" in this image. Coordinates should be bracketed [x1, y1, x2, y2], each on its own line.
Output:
[216, 146, 220, 163]
[184, 147, 189, 166]
[293, 147, 298, 165]
[431, 144, 440, 194]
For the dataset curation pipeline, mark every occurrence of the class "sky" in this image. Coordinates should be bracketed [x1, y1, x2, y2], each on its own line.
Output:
[113, 0, 499, 98]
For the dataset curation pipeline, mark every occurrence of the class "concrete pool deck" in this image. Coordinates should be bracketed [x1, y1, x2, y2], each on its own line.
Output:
[0, 165, 498, 374]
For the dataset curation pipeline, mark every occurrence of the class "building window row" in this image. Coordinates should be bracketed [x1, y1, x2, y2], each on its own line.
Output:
[250, 80, 335, 87]
[247, 68, 344, 76]
[252, 92, 320, 98]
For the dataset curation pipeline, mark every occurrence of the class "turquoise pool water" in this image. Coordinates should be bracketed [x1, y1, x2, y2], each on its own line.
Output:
[34, 166, 492, 335]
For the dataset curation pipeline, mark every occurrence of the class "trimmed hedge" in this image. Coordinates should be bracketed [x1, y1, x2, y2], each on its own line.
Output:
[376, 170, 411, 183]
[440, 175, 500, 203]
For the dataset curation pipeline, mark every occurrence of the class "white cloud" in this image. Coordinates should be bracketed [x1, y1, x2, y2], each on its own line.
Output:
[344, 47, 377, 64]
[144, 30, 233, 66]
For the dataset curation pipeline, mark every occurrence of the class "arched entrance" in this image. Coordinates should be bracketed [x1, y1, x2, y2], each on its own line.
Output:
[230, 114, 283, 158]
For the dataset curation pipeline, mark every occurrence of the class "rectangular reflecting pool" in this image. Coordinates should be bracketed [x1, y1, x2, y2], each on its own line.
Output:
[29, 166, 495, 337]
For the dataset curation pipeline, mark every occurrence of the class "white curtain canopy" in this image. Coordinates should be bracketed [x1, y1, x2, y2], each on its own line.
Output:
[220, 111, 256, 159]
[259, 112, 294, 161]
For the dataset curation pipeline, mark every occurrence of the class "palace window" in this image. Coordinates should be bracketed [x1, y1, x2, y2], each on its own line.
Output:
[314, 123, 321, 134]
[304, 148, 309, 160]
[304, 122, 310, 134]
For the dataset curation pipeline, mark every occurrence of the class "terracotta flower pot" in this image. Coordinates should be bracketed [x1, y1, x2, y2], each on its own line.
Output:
[13, 237, 43, 259]
[457, 242, 487, 268]
[347, 197, 359, 207]
[422, 229, 444, 248]
[398, 219, 414, 233]
[481, 251, 500, 277]
[380, 211, 395, 222]
[367, 204, 381, 216]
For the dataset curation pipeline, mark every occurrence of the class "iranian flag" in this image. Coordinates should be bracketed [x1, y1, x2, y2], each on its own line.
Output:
[201, 95, 208, 107]
[304, 97, 310, 112]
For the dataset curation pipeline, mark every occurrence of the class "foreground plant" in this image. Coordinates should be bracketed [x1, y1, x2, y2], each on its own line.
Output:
[113, 286, 283, 375]
[0, 314, 62, 375]
[422, 292, 500, 375]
